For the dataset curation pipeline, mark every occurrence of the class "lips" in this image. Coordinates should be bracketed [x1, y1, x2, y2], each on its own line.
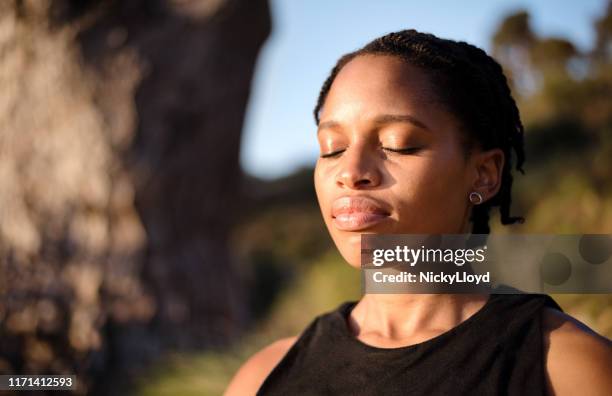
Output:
[331, 196, 390, 231]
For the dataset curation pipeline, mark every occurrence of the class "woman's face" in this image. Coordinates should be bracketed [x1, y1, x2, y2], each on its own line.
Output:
[314, 55, 503, 268]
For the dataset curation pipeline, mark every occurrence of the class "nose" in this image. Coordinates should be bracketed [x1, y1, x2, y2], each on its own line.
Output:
[335, 143, 382, 189]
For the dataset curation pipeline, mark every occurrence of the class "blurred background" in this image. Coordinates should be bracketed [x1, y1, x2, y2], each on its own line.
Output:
[0, 0, 611, 394]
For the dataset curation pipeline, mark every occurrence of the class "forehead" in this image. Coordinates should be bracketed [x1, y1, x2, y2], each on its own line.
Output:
[321, 55, 441, 119]
[319, 54, 457, 134]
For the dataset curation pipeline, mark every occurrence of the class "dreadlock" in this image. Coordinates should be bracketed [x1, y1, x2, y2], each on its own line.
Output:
[313, 29, 526, 234]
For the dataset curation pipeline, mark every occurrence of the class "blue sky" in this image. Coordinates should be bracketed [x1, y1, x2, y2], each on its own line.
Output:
[240, 0, 608, 180]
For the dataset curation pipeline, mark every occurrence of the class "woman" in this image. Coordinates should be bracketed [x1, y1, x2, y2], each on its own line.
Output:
[226, 30, 612, 395]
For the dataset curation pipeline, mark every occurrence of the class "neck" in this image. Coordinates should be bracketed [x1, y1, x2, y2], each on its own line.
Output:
[349, 293, 490, 343]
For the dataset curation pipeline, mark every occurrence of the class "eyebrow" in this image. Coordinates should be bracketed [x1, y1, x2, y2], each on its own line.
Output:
[317, 114, 431, 134]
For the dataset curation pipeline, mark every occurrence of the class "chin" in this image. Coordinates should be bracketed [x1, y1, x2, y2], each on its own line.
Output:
[334, 234, 364, 268]
[340, 252, 362, 268]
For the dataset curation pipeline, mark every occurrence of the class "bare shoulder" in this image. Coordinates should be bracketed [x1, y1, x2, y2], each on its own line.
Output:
[224, 336, 298, 396]
[542, 307, 612, 396]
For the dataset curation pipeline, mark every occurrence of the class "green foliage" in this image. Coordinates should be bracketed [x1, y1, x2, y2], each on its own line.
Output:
[492, 10, 534, 47]
[530, 38, 577, 71]
[135, 250, 360, 396]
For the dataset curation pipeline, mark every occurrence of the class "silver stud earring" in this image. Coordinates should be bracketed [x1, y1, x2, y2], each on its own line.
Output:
[469, 192, 483, 205]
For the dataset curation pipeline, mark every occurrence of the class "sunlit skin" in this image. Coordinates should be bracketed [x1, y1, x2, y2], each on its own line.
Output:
[314, 54, 503, 268]
[225, 54, 612, 396]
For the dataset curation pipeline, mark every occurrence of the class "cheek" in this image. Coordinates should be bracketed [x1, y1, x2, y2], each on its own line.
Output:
[392, 148, 469, 230]
[314, 159, 342, 199]
[314, 162, 331, 215]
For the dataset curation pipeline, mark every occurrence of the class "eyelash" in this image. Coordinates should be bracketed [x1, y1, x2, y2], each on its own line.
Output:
[320, 147, 422, 158]
[320, 150, 344, 158]
[383, 147, 422, 155]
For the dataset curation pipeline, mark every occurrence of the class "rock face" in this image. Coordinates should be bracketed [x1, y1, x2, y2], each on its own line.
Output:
[0, 0, 270, 393]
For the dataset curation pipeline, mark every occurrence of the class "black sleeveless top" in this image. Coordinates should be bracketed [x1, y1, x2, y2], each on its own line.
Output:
[257, 293, 563, 395]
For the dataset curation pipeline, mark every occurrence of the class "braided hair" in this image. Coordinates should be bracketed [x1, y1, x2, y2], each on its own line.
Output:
[313, 29, 525, 234]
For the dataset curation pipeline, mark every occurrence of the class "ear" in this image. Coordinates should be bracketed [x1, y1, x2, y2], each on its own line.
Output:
[470, 148, 505, 203]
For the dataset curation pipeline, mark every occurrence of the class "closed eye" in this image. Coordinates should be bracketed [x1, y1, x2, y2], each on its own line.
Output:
[382, 147, 422, 154]
[320, 149, 345, 158]
[321, 147, 422, 158]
